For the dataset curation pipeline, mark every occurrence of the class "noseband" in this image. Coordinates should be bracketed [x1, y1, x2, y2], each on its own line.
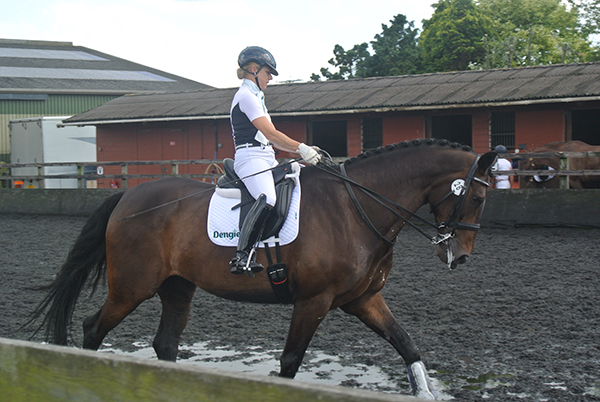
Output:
[318, 155, 490, 247]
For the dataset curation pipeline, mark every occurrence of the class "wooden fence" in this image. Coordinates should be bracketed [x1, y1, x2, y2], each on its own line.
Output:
[1, 152, 599, 190]
[0, 338, 423, 402]
[0, 159, 226, 189]
[498, 151, 600, 189]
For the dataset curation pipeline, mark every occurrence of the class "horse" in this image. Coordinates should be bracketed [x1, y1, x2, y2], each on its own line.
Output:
[30, 139, 497, 400]
[521, 140, 600, 189]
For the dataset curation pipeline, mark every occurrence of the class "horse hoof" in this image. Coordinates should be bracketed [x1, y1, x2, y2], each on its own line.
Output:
[407, 361, 438, 400]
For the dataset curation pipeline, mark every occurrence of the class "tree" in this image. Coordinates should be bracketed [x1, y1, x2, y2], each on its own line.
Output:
[360, 14, 421, 77]
[310, 43, 370, 81]
[311, 14, 421, 81]
[477, 0, 599, 67]
[567, 0, 600, 36]
[419, 0, 493, 72]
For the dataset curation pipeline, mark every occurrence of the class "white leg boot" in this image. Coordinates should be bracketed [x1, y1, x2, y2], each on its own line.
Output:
[407, 360, 438, 400]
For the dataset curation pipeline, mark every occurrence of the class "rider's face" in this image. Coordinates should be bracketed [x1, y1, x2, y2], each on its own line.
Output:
[255, 67, 273, 91]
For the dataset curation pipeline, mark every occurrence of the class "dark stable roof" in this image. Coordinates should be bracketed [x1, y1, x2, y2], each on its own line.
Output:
[63, 62, 600, 125]
[0, 38, 211, 94]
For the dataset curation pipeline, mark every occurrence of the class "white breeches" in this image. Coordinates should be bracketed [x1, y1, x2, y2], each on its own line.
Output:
[234, 145, 278, 206]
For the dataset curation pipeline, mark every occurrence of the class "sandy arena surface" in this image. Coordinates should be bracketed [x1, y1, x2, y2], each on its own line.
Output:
[1, 213, 599, 401]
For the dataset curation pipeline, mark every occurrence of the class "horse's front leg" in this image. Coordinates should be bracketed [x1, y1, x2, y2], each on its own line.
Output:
[342, 292, 438, 400]
[279, 296, 333, 378]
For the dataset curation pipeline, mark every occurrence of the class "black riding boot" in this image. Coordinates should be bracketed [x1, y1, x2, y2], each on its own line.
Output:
[230, 194, 273, 276]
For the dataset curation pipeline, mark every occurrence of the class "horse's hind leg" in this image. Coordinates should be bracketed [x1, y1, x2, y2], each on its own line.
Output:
[341, 292, 438, 400]
[153, 276, 196, 361]
[83, 297, 143, 351]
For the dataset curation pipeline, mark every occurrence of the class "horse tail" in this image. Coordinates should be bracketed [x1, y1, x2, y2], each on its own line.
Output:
[29, 191, 125, 345]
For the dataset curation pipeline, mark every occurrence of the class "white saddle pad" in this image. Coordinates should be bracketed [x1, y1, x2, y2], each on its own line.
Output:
[207, 167, 301, 247]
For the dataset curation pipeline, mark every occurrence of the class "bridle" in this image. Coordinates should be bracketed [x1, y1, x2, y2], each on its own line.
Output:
[317, 155, 491, 247]
[428, 155, 491, 242]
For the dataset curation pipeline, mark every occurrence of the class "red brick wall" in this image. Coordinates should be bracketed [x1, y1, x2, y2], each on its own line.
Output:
[516, 109, 565, 152]
[272, 120, 306, 159]
[383, 115, 424, 145]
[93, 104, 580, 188]
[347, 116, 362, 156]
[472, 109, 490, 154]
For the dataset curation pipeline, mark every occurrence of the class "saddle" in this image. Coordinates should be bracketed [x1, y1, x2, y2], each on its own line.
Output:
[216, 158, 299, 240]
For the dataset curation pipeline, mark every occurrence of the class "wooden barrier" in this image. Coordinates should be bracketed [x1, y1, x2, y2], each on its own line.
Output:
[0, 338, 424, 402]
[2, 188, 600, 227]
[2, 153, 600, 189]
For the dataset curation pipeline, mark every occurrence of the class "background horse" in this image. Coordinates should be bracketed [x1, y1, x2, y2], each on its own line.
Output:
[31, 139, 497, 399]
[521, 140, 600, 188]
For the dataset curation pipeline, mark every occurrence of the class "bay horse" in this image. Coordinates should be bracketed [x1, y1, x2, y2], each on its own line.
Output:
[31, 139, 497, 399]
[522, 140, 600, 189]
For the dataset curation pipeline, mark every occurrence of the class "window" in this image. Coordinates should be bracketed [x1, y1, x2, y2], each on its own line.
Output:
[312, 121, 347, 157]
[491, 112, 515, 150]
[571, 109, 600, 145]
[430, 115, 472, 147]
[362, 118, 383, 151]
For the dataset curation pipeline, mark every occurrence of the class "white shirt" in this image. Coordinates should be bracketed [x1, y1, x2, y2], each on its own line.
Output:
[229, 79, 270, 146]
[493, 158, 512, 188]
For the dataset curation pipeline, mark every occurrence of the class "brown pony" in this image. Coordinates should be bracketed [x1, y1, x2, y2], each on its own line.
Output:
[521, 140, 600, 188]
[31, 139, 497, 399]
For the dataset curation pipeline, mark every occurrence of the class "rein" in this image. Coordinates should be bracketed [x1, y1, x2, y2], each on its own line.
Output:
[316, 155, 490, 247]
[117, 159, 303, 222]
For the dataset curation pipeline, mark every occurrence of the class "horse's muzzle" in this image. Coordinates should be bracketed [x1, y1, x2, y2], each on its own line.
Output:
[451, 254, 469, 269]
[436, 241, 470, 270]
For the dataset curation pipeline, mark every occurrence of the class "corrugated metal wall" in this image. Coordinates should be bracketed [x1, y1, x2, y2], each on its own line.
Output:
[0, 94, 117, 162]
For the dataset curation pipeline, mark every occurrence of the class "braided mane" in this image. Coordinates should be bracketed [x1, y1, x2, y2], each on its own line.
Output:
[344, 138, 474, 166]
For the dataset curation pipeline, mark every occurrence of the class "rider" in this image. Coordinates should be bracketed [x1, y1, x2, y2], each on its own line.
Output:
[229, 46, 321, 275]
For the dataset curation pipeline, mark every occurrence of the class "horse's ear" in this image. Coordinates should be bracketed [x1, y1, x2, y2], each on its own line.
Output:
[478, 151, 498, 176]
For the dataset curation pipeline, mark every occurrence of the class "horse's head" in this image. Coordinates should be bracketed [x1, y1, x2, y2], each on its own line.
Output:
[428, 151, 497, 269]
[521, 157, 559, 188]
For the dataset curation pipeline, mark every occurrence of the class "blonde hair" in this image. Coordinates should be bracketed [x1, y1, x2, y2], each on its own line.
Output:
[237, 62, 260, 79]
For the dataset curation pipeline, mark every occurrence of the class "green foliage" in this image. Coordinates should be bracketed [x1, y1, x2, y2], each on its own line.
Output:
[311, 14, 421, 81]
[419, 0, 493, 72]
[312, 0, 600, 81]
[311, 43, 370, 81]
[477, 0, 598, 67]
[567, 0, 600, 36]
[360, 14, 422, 77]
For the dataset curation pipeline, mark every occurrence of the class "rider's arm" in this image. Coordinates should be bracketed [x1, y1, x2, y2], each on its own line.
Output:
[251, 116, 301, 154]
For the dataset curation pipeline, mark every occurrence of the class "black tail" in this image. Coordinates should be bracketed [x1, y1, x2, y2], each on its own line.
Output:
[28, 192, 125, 345]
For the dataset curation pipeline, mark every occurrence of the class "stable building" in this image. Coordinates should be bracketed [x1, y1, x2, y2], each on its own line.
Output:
[62, 62, 600, 188]
[0, 38, 211, 162]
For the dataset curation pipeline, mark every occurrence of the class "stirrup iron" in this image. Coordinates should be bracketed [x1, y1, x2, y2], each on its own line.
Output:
[243, 248, 263, 277]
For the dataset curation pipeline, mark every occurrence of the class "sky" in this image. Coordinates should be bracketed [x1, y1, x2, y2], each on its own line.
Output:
[1, 0, 436, 88]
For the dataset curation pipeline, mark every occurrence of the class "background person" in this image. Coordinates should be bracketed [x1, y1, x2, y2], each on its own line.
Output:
[492, 145, 512, 189]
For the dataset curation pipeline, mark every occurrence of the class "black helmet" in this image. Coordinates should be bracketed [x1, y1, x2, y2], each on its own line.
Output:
[238, 46, 278, 76]
[494, 145, 507, 153]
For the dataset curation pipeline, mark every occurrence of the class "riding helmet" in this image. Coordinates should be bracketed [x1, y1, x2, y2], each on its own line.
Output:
[494, 145, 507, 153]
[238, 46, 279, 76]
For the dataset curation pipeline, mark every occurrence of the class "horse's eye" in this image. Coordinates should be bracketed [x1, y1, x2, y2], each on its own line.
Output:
[472, 196, 484, 207]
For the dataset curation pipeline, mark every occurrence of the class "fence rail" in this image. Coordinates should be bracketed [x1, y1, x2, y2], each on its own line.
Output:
[0, 159, 227, 189]
[0, 152, 598, 189]
[495, 151, 600, 189]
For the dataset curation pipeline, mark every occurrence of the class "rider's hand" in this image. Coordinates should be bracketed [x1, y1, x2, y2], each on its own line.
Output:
[297, 143, 321, 165]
